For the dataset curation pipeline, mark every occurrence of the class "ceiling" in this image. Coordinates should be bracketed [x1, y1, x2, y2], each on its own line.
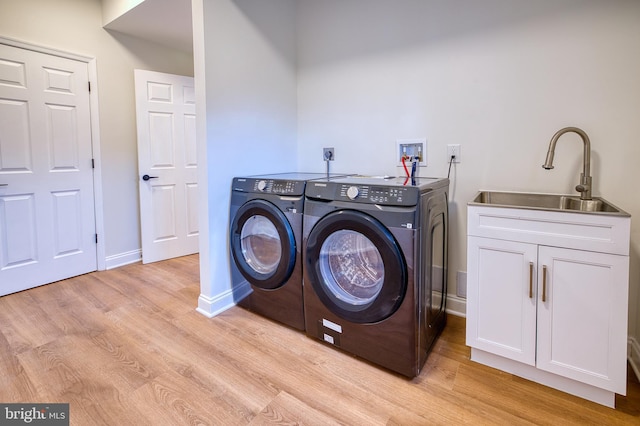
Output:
[103, 0, 193, 53]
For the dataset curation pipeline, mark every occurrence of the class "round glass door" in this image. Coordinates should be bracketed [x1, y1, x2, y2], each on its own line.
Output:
[230, 199, 295, 289]
[240, 215, 282, 275]
[305, 209, 407, 323]
[319, 230, 384, 305]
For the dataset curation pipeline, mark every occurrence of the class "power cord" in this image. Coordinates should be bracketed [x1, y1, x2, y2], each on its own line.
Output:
[324, 149, 333, 176]
[447, 155, 456, 179]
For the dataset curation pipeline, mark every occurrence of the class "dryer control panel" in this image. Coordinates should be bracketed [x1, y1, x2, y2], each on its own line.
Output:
[307, 182, 420, 206]
[232, 178, 306, 196]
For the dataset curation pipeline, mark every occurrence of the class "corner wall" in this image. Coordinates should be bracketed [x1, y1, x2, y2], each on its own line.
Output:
[195, 0, 298, 316]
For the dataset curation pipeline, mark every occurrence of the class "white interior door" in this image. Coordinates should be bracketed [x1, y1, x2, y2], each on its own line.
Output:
[134, 69, 198, 264]
[0, 43, 97, 296]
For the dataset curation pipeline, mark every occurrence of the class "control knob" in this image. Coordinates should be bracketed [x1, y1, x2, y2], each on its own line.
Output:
[257, 180, 267, 191]
[346, 186, 359, 200]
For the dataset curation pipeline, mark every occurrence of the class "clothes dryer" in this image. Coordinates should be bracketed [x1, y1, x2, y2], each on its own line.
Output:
[229, 172, 349, 330]
[303, 176, 449, 377]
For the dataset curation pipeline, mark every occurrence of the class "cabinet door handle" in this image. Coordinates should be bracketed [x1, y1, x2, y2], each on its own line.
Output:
[529, 262, 534, 299]
[542, 265, 547, 302]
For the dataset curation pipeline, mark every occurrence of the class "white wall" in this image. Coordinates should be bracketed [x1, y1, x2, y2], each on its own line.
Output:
[296, 0, 640, 343]
[0, 0, 194, 264]
[195, 0, 298, 316]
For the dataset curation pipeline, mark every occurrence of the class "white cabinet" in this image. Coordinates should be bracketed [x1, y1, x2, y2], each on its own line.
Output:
[466, 205, 630, 408]
[467, 237, 537, 366]
[537, 245, 628, 392]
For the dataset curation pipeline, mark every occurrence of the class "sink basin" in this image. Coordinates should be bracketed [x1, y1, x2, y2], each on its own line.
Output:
[470, 191, 629, 216]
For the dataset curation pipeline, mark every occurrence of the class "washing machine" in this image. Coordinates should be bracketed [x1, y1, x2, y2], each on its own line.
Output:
[302, 175, 449, 377]
[229, 172, 350, 330]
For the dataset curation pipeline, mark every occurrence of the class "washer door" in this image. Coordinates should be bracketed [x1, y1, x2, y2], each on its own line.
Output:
[230, 199, 296, 290]
[305, 210, 407, 323]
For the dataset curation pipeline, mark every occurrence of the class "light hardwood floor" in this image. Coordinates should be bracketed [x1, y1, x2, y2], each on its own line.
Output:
[1, 255, 638, 425]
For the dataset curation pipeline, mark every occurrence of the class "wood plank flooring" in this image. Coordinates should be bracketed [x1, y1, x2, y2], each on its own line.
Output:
[1, 255, 638, 425]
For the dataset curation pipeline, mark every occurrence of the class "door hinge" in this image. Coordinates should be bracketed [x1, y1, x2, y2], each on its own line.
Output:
[92, 158, 95, 169]
[88, 81, 91, 92]
[95, 234, 98, 243]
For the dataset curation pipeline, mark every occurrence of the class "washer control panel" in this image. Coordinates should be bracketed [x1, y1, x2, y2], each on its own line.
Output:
[233, 178, 306, 196]
[305, 177, 447, 207]
[312, 184, 420, 206]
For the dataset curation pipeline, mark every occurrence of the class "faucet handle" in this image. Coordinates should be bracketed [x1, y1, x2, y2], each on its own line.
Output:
[576, 184, 589, 192]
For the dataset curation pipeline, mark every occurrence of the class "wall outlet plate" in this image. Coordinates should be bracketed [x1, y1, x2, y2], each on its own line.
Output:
[397, 138, 427, 167]
[447, 144, 461, 163]
[323, 147, 334, 161]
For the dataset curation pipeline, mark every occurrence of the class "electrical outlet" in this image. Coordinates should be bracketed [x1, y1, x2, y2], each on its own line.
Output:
[396, 138, 427, 166]
[323, 147, 334, 161]
[447, 144, 461, 163]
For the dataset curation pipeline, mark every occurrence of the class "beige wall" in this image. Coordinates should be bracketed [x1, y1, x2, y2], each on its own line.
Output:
[0, 0, 194, 262]
[101, 0, 144, 25]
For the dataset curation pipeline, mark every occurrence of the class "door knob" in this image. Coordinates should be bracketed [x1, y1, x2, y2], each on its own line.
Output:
[142, 174, 158, 181]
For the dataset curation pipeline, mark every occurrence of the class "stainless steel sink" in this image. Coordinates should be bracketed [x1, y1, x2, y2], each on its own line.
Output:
[470, 191, 629, 216]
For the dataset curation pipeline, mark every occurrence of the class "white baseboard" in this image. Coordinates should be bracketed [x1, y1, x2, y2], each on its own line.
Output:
[196, 282, 252, 318]
[446, 294, 466, 318]
[105, 249, 142, 270]
[629, 337, 640, 382]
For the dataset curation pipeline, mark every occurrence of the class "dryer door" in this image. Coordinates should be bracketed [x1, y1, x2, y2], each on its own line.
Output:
[305, 210, 407, 323]
[230, 199, 296, 289]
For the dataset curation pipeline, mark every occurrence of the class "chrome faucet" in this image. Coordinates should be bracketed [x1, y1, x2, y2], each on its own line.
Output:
[542, 127, 592, 200]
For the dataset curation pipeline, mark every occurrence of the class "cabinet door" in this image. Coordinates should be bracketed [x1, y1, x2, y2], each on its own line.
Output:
[537, 246, 629, 394]
[466, 237, 538, 365]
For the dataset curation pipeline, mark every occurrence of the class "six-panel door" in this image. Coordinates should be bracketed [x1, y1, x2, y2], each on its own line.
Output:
[134, 69, 198, 264]
[0, 43, 97, 295]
